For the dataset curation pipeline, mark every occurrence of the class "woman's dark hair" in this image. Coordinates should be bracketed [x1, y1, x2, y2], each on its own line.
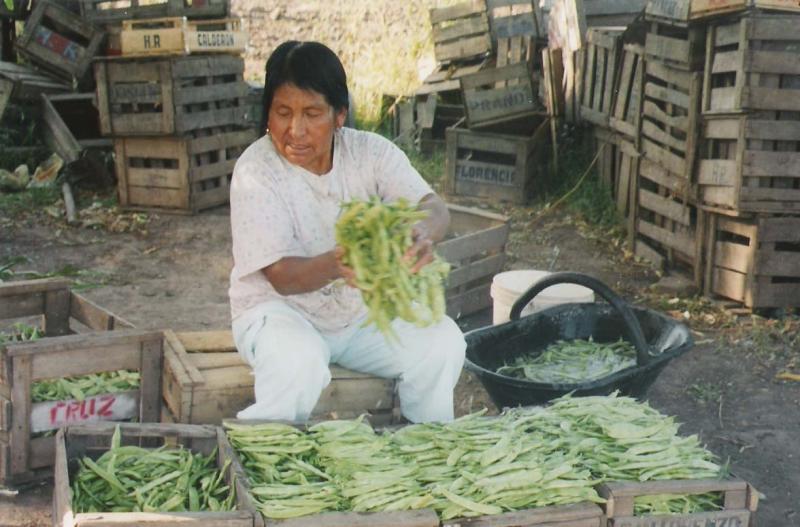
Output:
[260, 41, 349, 135]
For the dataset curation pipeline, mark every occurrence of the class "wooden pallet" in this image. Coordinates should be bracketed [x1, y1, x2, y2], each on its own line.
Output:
[610, 43, 645, 140]
[80, 0, 230, 24]
[415, 97, 466, 155]
[640, 60, 702, 197]
[53, 422, 254, 527]
[703, 13, 800, 115]
[698, 114, 800, 215]
[646, 0, 800, 25]
[15, 1, 105, 83]
[644, 19, 705, 72]
[113, 126, 255, 214]
[94, 54, 249, 137]
[600, 478, 758, 527]
[704, 213, 800, 309]
[579, 27, 623, 127]
[438, 204, 510, 319]
[634, 159, 704, 285]
[120, 16, 247, 57]
[460, 60, 546, 128]
[41, 92, 111, 164]
[444, 117, 549, 204]
[161, 329, 401, 426]
[0, 327, 163, 486]
[430, 0, 493, 64]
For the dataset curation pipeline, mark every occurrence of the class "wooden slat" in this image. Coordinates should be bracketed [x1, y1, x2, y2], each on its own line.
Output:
[177, 330, 236, 353]
[263, 510, 439, 527]
[639, 188, 691, 225]
[637, 219, 695, 257]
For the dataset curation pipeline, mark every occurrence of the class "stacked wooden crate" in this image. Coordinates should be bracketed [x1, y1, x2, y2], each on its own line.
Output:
[699, 10, 800, 309]
[92, 0, 257, 214]
[435, 1, 549, 204]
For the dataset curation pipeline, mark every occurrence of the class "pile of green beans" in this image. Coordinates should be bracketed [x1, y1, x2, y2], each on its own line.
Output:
[335, 198, 450, 339]
[496, 338, 637, 383]
[227, 392, 724, 521]
[72, 426, 235, 513]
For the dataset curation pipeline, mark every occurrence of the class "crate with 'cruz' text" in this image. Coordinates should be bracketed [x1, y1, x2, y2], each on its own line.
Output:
[94, 54, 249, 137]
[444, 118, 549, 204]
[113, 125, 256, 214]
[0, 323, 163, 486]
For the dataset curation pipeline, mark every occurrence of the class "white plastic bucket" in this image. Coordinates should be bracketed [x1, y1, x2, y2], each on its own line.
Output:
[490, 270, 595, 324]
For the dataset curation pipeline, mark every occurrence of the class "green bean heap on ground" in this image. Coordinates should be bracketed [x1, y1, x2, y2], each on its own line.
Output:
[226, 392, 725, 520]
[496, 338, 637, 384]
[72, 426, 235, 513]
[1, 323, 141, 402]
[335, 198, 450, 338]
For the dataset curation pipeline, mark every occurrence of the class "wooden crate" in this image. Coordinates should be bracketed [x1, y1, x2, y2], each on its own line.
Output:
[633, 159, 705, 284]
[646, 0, 800, 24]
[120, 16, 247, 57]
[430, 0, 493, 64]
[444, 118, 549, 204]
[640, 60, 702, 196]
[600, 478, 758, 527]
[615, 133, 640, 221]
[702, 13, 800, 115]
[698, 114, 800, 215]
[15, 1, 104, 83]
[705, 214, 800, 309]
[41, 92, 111, 164]
[94, 54, 249, 137]
[594, 126, 618, 191]
[53, 422, 254, 527]
[0, 61, 68, 122]
[438, 204, 510, 319]
[487, 0, 545, 41]
[644, 19, 705, 72]
[579, 27, 623, 128]
[416, 97, 466, 154]
[113, 126, 256, 214]
[0, 329, 164, 486]
[161, 330, 400, 426]
[460, 60, 546, 129]
[80, 0, 230, 24]
[610, 43, 645, 140]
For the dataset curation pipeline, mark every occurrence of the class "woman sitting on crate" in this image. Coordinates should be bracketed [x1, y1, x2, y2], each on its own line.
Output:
[228, 40, 466, 424]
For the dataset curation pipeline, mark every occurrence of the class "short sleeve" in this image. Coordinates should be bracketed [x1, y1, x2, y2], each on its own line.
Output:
[229, 152, 303, 278]
[368, 134, 433, 204]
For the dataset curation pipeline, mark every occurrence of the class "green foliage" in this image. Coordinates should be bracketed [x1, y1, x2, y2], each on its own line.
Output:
[404, 147, 445, 188]
[0, 186, 61, 215]
[537, 125, 623, 230]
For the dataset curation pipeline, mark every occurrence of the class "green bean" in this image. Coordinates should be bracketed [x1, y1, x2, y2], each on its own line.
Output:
[72, 426, 234, 513]
[496, 337, 637, 383]
[335, 198, 450, 340]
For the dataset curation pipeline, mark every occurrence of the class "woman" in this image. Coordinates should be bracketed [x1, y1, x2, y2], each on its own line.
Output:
[228, 41, 466, 423]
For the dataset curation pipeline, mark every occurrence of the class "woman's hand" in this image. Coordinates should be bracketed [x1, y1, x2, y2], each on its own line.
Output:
[333, 246, 358, 287]
[404, 223, 435, 274]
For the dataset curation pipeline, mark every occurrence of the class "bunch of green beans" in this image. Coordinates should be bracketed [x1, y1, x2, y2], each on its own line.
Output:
[496, 338, 637, 383]
[32, 370, 141, 403]
[335, 197, 450, 339]
[227, 392, 725, 521]
[72, 426, 235, 513]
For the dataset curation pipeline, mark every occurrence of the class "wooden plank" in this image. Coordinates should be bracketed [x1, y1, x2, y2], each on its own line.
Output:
[43, 288, 72, 336]
[430, 0, 486, 25]
[263, 510, 439, 527]
[0, 278, 70, 297]
[638, 219, 695, 256]
[715, 240, 752, 274]
[9, 355, 31, 476]
[435, 33, 493, 63]
[446, 253, 506, 289]
[177, 330, 236, 353]
[0, 293, 44, 320]
[70, 292, 135, 331]
[639, 188, 691, 225]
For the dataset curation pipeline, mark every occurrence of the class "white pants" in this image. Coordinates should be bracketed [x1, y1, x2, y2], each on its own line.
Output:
[232, 301, 466, 423]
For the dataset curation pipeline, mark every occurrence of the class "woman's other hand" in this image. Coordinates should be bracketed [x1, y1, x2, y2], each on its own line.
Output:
[404, 223, 435, 274]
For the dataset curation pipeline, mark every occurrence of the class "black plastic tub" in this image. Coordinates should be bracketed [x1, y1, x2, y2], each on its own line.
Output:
[464, 272, 693, 409]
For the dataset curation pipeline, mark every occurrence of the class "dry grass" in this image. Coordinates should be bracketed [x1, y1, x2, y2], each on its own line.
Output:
[234, 0, 461, 127]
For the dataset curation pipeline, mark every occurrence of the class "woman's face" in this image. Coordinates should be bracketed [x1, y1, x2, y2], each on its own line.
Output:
[267, 83, 346, 175]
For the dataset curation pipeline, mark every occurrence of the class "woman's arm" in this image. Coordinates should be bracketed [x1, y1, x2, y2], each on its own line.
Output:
[262, 250, 345, 295]
[405, 193, 450, 273]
